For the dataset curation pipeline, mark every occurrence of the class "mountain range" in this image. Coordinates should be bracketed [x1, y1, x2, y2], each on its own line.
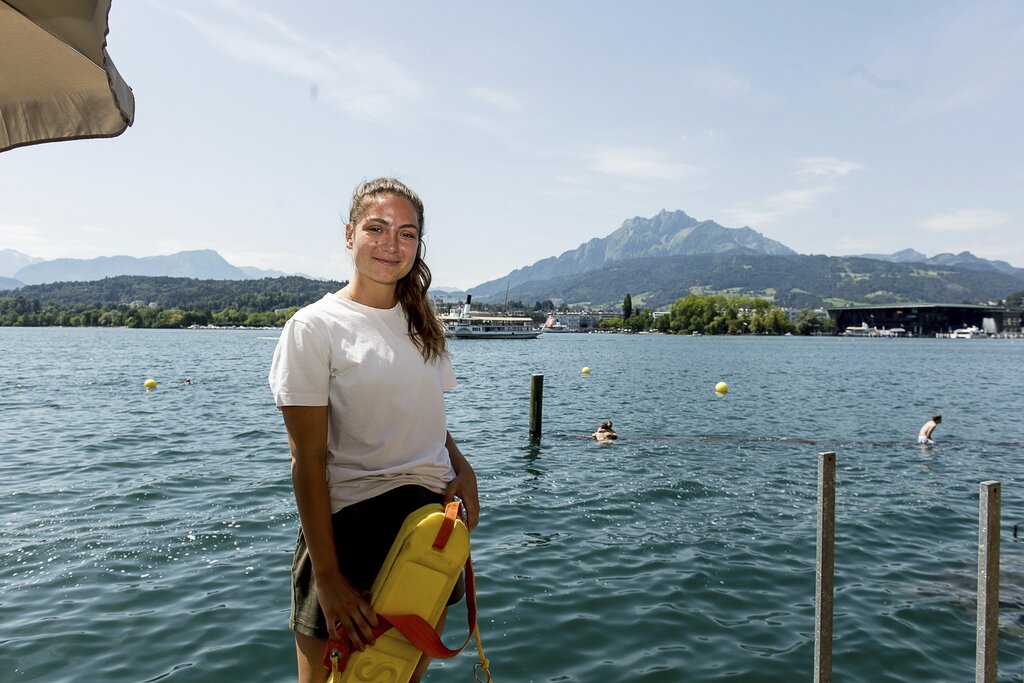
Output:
[3, 210, 1022, 309]
[467, 210, 1023, 308]
[494, 252, 1024, 310]
[471, 210, 797, 299]
[0, 248, 289, 287]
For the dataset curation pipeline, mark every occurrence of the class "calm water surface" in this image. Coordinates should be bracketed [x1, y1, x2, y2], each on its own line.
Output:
[1, 328, 1021, 682]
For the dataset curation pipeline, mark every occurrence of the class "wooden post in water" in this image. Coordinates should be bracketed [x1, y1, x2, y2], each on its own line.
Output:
[528, 373, 544, 440]
[814, 451, 836, 683]
[975, 480, 1000, 683]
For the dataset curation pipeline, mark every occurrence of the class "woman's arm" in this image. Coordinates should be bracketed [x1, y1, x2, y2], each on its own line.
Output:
[282, 405, 378, 647]
[443, 431, 480, 531]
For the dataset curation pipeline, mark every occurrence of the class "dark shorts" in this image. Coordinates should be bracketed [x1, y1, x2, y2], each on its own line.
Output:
[290, 484, 466, 638]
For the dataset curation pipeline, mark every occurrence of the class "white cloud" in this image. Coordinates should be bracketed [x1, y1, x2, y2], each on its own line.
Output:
[721, 207, 776, 229]
[772, 186, 835, 209]
[539, 174, 595, 200]
[553, 173, 588, 187]
[725, 159, 860, 230]
[690, 66, 754, 98]
[155, 238, 191, 255]
[895, 5, 1024, 122]
[969, 240, 1024, 267]
[446, 112, 511, 139]
[589, 147, 701, 182]
[161, 0, 423, 121]
[921, 209, 1010, 232]
[469, 86, 525, 112]
[0, 223, 120, 260]
[845, 64, 907, 91]
[0, 224, 48, 257]
[834, 234, 905, 255]
[795, 157, 865, 179]
[725, 186, 835, 227]
[217, 246, 350, 280]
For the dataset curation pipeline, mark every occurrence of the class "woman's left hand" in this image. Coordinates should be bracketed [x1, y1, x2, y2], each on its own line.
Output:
[443, 433, 480, 532]
[444, 463, 479, 532]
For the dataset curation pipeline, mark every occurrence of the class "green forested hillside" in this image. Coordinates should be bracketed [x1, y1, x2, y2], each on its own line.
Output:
[1, 276, 345, 310]
[498, 253, 1024, 309]
[0, 276, 345, 328]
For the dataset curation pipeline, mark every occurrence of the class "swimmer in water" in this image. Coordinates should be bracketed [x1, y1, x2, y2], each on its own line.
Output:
[918, 413, 941, 445]
[592, 420, 617, 442]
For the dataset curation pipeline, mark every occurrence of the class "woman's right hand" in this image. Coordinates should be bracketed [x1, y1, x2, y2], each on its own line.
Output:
[317, 572, 379, 648]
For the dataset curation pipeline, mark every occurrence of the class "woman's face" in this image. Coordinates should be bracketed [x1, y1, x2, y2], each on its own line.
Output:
[346, 193, 420, 289]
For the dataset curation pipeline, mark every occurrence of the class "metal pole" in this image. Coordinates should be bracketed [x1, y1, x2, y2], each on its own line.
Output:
[975, 480, 1000, 683]
[528, 373, 544, 440]
[814, 451, 836, 683]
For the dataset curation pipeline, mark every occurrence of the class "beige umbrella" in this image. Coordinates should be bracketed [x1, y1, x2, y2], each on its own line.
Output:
[0, 0, 134, 152]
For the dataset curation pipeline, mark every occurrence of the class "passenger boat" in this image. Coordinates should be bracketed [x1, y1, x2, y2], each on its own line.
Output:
[440, 296, 540, 339]
[950, 326, 986, 339]
[843, 326, 911, 337]
[842, 324, 873, 337]
[541, 314, 571, 333]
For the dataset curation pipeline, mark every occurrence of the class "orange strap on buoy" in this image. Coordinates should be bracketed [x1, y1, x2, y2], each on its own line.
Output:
[432, 499, 461, 550]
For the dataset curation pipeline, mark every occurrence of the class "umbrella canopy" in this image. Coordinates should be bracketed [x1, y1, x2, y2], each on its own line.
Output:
[0, 0, 135, 152]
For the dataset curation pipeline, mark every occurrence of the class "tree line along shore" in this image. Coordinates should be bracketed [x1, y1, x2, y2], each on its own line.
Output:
[3, 274, 1020, 334]
[0, 291, 831, 335]
[0, 275, 336, 329]
[0, 298, 300, 329]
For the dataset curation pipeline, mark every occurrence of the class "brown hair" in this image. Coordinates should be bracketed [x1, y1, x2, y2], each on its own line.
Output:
[347, 178, 448, 362]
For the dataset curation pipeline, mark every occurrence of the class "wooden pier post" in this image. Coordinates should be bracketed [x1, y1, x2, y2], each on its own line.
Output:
[529, 373, 544, 440]
[975, 480, 1000, 683]
[814, 451, 836, 683]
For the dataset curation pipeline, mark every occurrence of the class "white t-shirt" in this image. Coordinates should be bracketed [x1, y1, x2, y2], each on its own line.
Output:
[268, 293, 456, 512]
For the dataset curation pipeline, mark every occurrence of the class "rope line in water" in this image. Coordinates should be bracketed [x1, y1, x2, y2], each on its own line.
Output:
[555, 433, 1024, 448]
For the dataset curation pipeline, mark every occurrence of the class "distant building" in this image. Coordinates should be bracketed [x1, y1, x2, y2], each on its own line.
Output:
[782, 307, 831, 323]
[825, 303, 1016, 337]
[555, 312, 598, 330]
[541, 311, 622, 330]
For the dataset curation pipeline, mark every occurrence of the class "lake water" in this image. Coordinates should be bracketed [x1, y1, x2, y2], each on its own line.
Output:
[1, 328, 1021, 682]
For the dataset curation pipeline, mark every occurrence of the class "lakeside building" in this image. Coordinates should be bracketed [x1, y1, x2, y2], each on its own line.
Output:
[826, 303, 1020, 337]
[548, 311, 619, 330]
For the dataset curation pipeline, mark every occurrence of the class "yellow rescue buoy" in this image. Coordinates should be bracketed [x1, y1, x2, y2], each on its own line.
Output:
[715, 381, 728, 394]
[144, 378, 158, 390]
[581, 367, 591, 375]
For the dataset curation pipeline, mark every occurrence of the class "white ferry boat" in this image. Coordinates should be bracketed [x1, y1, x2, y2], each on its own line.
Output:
[840, 323, 912, 338]
[440, 296, 540, 339]
[950, 326, 986, 339]
[842, 324, 873, 337]
[541, 314, 571, 333]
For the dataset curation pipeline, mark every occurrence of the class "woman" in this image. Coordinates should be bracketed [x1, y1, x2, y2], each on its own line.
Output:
[269, 178, 479, 683]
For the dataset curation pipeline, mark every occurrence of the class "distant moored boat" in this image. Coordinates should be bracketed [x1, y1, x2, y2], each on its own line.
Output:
[440, 295, 540, 339]
[950, 326, 986, 339]
[542, 314, 571, 333]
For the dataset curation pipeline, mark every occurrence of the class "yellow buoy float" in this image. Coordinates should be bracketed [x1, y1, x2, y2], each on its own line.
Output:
[715, 381, 728, 395]
[581, 367, 591, 375]
[144, 378, 158, 390]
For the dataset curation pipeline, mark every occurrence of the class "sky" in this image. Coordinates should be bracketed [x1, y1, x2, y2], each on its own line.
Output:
[2, 0, 1024, 290]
